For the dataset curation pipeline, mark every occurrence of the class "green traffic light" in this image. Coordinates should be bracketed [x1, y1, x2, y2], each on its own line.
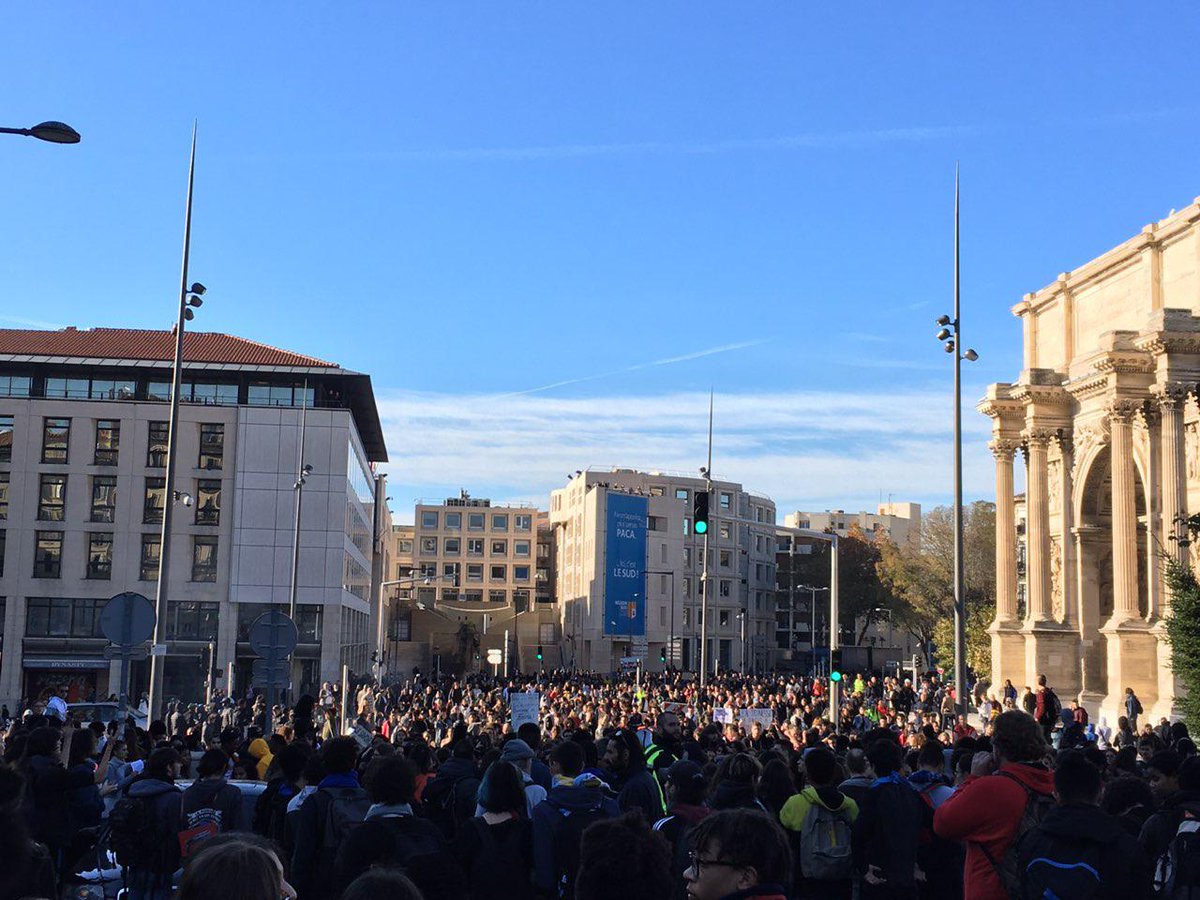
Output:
[830, 671, 843, 683]
[695, 520, 708, 534]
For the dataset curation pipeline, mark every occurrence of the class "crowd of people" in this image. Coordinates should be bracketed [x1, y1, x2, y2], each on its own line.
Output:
[0, 667, 1196, 900]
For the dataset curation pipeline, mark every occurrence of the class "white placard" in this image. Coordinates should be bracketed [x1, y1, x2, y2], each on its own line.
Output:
[510, 691, 541, 730]
[740, 708, 774, 731]
[712, 708, 732, 724]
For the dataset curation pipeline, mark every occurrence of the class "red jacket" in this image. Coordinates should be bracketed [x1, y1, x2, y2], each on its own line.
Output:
[932, 762, 1055, 900]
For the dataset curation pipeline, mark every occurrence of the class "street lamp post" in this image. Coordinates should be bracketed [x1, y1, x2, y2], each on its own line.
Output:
[935, 166, 978, 715]
[148, 125, 207, 722]
[798, 584, 829, 668]
[0, 121, 81, 143]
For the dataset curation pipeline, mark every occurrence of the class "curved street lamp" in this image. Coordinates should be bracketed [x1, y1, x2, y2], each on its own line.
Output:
[0, 120, 81, 143]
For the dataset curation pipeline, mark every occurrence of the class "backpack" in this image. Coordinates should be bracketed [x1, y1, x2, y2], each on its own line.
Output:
[1156, 811, 1200, 899]
[550, 801, 610, 899]
[1043, 690, 1062, 725]
[110, 793, 170, 871]
[977, 772, 1055, 896]
[463, 817, 531, 898]
[798, 798, 853, 881]
[426, 774, 481, 839]
[254, 779, 295, 845]
[1018, 828, 1110, 899]
[319, 786, 372, 862]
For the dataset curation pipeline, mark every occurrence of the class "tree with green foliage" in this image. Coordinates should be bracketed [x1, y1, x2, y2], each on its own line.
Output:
[1163, 543, 1200, 732]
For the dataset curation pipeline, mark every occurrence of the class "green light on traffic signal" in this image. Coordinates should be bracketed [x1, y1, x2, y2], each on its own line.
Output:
[694, 519, 708, 534]
[536, 645, 543, 660]
[830, 670, 843, 683]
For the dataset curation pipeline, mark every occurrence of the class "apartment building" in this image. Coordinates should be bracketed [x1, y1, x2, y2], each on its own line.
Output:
[0, 327, 388, 709]
[380, 493, 556, 675]
[550, 467, 777, 674]
[783, 502, 921, 547]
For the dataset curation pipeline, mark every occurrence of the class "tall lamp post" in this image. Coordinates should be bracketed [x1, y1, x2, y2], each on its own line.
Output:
[147, 125, 207, 722]
[0, 120, 81, 143]
[934, 166, 978, 715]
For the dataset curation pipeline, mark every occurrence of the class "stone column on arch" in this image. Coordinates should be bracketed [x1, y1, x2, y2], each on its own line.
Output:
[1152, 382, 1189, 721]
[1108, 401, 1141, 624]
[1023, 429, 1054, 626]
[988, 438, 1025, 692]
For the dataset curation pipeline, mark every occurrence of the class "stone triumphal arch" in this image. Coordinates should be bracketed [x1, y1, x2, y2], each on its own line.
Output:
[981, 198, 1200, 725]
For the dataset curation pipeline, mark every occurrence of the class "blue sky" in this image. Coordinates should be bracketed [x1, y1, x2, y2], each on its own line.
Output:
[4, 5, 1199, 523]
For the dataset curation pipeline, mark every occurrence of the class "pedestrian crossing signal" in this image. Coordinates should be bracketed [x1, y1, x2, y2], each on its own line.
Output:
[693, 490, 710, 535]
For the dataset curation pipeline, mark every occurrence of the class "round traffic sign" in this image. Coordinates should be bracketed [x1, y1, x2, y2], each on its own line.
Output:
[248, 609, 299, 657]
[99, 593, 156, 646]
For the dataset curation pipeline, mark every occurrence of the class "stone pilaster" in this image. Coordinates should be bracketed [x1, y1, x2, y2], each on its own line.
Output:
[1152, 383, 1189, 721]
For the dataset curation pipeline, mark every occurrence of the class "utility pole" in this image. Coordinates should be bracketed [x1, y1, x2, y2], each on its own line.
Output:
[699, 390, 714, 687]
[952, 166, 968, 714]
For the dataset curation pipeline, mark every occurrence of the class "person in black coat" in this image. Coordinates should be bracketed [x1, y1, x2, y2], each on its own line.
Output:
[1017, 750, 1153, 899]
[601, 729, 665, 821]
[852, 738, 926, 900]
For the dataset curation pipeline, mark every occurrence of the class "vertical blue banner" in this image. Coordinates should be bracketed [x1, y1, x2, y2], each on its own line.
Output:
[604, 492, 647, 637]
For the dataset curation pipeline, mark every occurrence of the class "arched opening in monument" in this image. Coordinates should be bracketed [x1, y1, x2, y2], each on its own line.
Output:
[1077, 445, 1149, 698]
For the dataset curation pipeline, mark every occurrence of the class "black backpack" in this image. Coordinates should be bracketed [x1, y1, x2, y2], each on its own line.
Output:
[318, 785, 372, 864]
[1018, 828, 1110, 899]
[977, 772, 1055, 897]
[1156, 810, 1200, 899]
[462, 817, 532, 899]
[110, 793, 168, 871]
[426, 774, 480, 839]
[550, 801, 609, 899]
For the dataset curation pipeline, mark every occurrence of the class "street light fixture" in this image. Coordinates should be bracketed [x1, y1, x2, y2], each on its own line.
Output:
[0, 120, 81, 144]
[933, 165, 978, 715]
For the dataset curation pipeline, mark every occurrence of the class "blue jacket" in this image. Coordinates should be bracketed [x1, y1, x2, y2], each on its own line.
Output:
[531, 781, 619, 891]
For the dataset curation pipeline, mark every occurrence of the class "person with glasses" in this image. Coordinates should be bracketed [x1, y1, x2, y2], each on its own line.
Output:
[682, 808, 792, 900]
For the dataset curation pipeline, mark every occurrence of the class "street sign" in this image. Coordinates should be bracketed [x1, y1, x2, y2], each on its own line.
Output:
[99, 592, 156, 645]
[486, 648, 503, 664]
[248, 610, 299, 657]
[150, 644, 167, 656]
[252, 658, 290, 687]
[631, 636, 648, 659]
[104, 645, 148, 661]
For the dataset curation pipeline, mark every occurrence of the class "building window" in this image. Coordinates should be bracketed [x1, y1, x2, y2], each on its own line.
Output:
[515, 514, 532, 531]
[683, 517, 691, 536]
[719, 610, 730, 627]
[513, 589, 530, 610]
[94, 419, 120, 465]
[719, 492, 732, 510]
[420, 511, 438, 530]
[683, 577, 691, 598]
[0, 415, 12, 462]
[468, 513, 485, 531]
[87, 533, 113, 580]
[191, 536, 218, 582]
[649, 485, 665, 497]
[682, 607, 690, 626]
[467, 564, 484, 582]
[195, 479, 221, 525]
[492, 514, 508, 531]
[491, 540, 507, 556]
[418, 562, 436, 578]
[26, 597, 103, 638]
[515, 540, 531, 557]
[42, 417, 70, 463]
[199, 423, 224, 470]
[489, 589, 507, 604]
[444, 537, 461, 555]
[420, 537, 437, 556]
[719, 549, 732, 569]
[34, 531, 63, 577]
[442, 563, 459, 580]
[140, 534, 161, 581]
[720, 580, 731, 598]
[441, 588, 459, 603]
[514, 565, 530, 582]
[168, 601, 220, 640]
[445, 512, 461, 530]
[683, 547, 692, 567]
[247, 382, 314, 407]
[44, 377, 89, 399]
[143, 477, 165, 524]
[37, 474, 67, 522]
[675, 488, 689, 501]
[147, 421, 168, 467]
[0, 376, 31, 398]
[648, 516, 664, 532]
[398, 539, 413, 553]
[90, 476, 117, 523]
[467, 539, 484, 556]
[719, 521, 732, 539]
[0, 472, 8, 519]
[490, 564, 506, 581]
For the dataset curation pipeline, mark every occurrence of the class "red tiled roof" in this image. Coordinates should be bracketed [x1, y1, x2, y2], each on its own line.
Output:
[0, 327, 337, 368]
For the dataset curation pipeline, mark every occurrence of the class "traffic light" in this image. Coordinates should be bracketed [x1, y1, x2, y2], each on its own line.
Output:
[830, 648, 843, 683]
[536, 645, 543, 661]
[693, 490, 711, 535]
[659, 648, 667, 663]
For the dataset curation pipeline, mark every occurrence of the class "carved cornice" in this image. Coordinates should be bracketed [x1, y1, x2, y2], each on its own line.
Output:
[1010, 383, 1072, 408]
[1022, 427, 1057, 448]
[1152, 382, 1190, 411]
[1092, 352, 1155, 375]
[1107, 397, 1144, 423]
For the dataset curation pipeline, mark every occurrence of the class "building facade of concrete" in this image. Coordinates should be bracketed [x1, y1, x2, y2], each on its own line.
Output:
[0, 327, 388, 710]
[981, 198, 1200, 724]
[783, 502, 921, 547]
[550, 467, 777, 674]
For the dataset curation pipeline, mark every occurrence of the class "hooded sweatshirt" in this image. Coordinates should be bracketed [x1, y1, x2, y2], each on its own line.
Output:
[531, 776, 620, 892]
[125, 777, 183, 879]
[1017, 803, 1153, 899]
[779, 784, 859, 833]
[248, 738, 273, 781]
[933, 762, 1056, 900]
[181, 776, 243, 833]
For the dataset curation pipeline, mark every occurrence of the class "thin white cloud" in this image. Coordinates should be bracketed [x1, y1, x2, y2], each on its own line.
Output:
[495, 339, 765, 398]
[0, 315, 64, 329]
[379, 386, 995, 524]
